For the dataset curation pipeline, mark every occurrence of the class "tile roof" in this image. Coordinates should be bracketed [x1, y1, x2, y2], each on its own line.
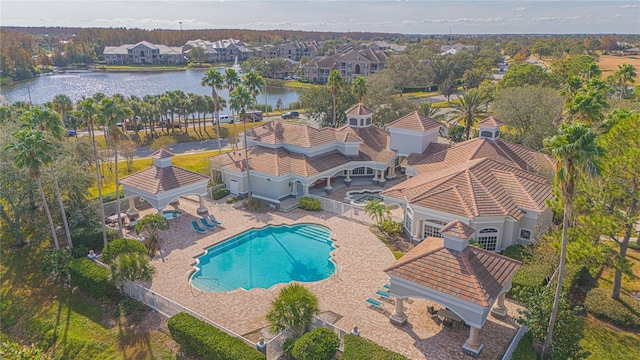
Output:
[439, 220, 476, 239]
[387, 111, 442, 132]
[246, 121, 338, 148]
[120, 166, 209, 195]
[478, 116, 503, 127]
[404, 138, 554, 177]
[383, 157, 552, 219]
[345, 103, 373, 116]
[151, 148, 175, 159]
[335, 125, 395, 163]
[385, 237, 521, 307]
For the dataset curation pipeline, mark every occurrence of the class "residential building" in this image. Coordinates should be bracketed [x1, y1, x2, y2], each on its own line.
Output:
[365, 40, 407, 52]
[103, 41, 184, 65]
[439, 43, 477, 55]
[183, 38, 252, 63]
[302, 48, 387, 84]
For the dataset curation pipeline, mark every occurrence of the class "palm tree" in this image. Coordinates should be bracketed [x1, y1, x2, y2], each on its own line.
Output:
[52, 94, 74, 136]
[614, 63, 637, 99]
[266, 283, 320, 337]
[99, 97, 132, 238]
[22, 107, 73, 250]
[565, 79, 609, 123]
[242, 70, 265, 106]
[364, 199, 390, 226]
[352, 77, 367, 102]
[328, 70, 343, 127]
[225, 68, 241, 149]
[79, 98, 109, 248]
[135, 213, 170, 261]
[541, 122, 604, 358]
[450, 89, 487, 140]
[417, 102, 445, 121]
[230, 85, 254, 200]
[108, 252, 154, 293]
[201, 68, 226, 154]
[6, 129, 60, 249]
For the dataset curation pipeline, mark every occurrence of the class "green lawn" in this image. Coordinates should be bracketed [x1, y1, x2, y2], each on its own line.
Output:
[581, 318, 640, 360]
[0, 242, 181, 359]
[94, 65, 190, 72]
[283, 81, 320, 90]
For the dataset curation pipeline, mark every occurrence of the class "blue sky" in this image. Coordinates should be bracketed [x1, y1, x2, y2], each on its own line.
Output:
[1, 1, 638, 34]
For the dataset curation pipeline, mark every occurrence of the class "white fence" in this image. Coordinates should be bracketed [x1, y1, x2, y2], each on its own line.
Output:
[310, 317, 351, 351]
[307, 194, 402, 225]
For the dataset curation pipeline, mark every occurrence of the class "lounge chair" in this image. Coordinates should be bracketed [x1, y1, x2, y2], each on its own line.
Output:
[383, 283, 391, 290]
[366, 298, 384, 312]
[207, 214, 222, 225]
[191, 221, 206, 234]
[200, 218, 215, 230]
[376, 290, 393, 303]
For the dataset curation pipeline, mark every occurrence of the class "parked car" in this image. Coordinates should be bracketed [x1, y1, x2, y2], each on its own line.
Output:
[158, 120, 182, 129]
[212, 114, 234, 124]
[246, 110, 263, 122]
[127, 124, 144, 131]
[282, 111, 299, 119]
[66, 129, 76, 137]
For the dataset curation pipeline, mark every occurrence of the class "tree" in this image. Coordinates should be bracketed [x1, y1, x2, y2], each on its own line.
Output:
[327, 70, 343, 127]
[201, 68, 226, 154]
[450, 89, 487, 140]
[492, 85, 563, 150]
[52, 94, 74, 135]
[187, 46, 207, 63]
[225, 68, 241, 149]
[364, 199, 390, 226]
[613, 64, 637, 100]
[531, 40, 554, 59]
[351, 76, 367, 102]
[6, 129, 60, 249]
[78, 97, 109, 248]
[541, 122, 604, 358]
[135, 213, 170, 261]
[120, 140, 137, 173]
[108, 252, 154, 292]
[300, 84, 356, 128]
[229, 84, 254, 201]
[266, 283, 319, 337]
[242, 70, 265, 107]
[565, 79, 610, 123]
[500, 63, 559, 88]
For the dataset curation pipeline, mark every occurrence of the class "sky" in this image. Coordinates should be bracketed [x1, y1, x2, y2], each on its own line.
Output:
[1, 1, 639, 35]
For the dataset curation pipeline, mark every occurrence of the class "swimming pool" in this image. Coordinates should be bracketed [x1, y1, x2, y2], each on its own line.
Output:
[344, 189, 384, 206]
[162, 210, 182, 220]
[190, 224, 335, 292]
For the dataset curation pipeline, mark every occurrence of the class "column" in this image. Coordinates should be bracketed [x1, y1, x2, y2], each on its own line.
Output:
[157, 207, 164, 215]
[197, 195, 208, 215]
[324, 176, 332, 194]
[126, 197, 139, 219]
[462, 326, 484, 356]
[491, 292, 508, 318]
[372, 169, 379, 185]
[389, 297, 407, 325]
[378, 169, 386, 187]
[304, 185, 309, 196]
[344, 169, 352, 187]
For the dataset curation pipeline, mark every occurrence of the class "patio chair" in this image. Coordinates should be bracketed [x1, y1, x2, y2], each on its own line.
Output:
[191, 221, 206, 234]
[200, 218, 216, 230]
[376, 290, 391, 300]
[383, 283, 391, 290]
[366, 298, 384, 313]
[207, 214, 222, 225]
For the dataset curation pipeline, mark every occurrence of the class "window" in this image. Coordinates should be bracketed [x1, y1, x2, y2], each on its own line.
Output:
[423, 220, 447, 239]
[364, 64, 368, 69]
[366, 118, 372, 125]
[477, 228, 499, 251]
[519, 228, 532, 242]
[481, 131, 493, 138]
[367, 168, 374, 175]
[360, 118, 364, 126]
[349, 118, 358, 126]
[352, 167, 366, 175]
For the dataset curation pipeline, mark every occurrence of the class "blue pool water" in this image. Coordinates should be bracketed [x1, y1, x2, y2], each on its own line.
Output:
[162, 210, 181, 220]
[190, 224, 335, 292]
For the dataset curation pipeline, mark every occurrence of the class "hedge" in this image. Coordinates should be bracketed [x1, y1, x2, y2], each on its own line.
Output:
[584, 288, 640, 331]
[102, 238, 147, 264]
[299, 197, 321, 211]
[211, 187, 230, 200]
[69, 258, 117, 300]
[510, 263, 552, 301]
[511, 331, 538, 360]
[291, 328, 339, 360]
[70, 227, 118, 258]
[341, 334, 409, 360]
[167, 313, 265, 360]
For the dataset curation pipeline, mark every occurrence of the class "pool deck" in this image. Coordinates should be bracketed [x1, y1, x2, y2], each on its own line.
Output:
[134, 195, 523, 359]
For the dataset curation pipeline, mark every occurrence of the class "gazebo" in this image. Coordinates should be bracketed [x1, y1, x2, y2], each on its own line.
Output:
[384, 220, 521, 356]
[120, 149, 211, 217]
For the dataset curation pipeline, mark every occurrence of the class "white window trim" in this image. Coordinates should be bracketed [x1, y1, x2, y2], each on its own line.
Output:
[519, 228, 533, 242]
[477, 227, 499, 252]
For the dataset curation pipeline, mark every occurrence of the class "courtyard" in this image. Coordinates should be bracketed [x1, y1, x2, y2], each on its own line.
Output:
[130, 195, 523, 359]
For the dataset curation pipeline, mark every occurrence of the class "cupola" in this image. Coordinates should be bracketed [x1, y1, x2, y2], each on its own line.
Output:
[478, 116, 503, 141]
[344, 103, 373, 128]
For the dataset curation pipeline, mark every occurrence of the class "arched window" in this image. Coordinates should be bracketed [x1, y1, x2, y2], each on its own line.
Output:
[477, 228, 499, 251]
[423, 219, 447, 239]
[354, 64, 361, 74]
[350, 118, 358, 126]
[481, 131, 493, 138]
[366, 117, 372, 125]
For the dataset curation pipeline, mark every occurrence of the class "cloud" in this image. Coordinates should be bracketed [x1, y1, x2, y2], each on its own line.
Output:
[533, 17, 560, 22]
[513, 7, 527, 12]
[613, 14, 622, 18]
[564, 16, 581, 21]
[620, 4, 638, 8]
[421, 17, 504, 24]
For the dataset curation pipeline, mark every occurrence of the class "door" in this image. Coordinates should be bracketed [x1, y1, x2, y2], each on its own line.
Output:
[296, 182, 304, 198]
[230, 179, 239, 195]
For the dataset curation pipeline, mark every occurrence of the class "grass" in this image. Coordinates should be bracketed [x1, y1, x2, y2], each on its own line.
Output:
[580, 318, 640, 360]
[283, 81, 320, 90]
[597, 246, 640, 297]
[597, 55, 640, 82]
[0, 241, 181, 359]
[94, 65, 190, 72]
[400, 91, 439, 99]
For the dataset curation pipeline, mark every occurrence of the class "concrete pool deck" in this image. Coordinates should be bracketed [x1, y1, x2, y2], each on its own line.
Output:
[134, 195, 522, 359]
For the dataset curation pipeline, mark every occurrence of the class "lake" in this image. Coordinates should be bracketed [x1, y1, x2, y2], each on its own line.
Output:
[0, 69, 302, 109]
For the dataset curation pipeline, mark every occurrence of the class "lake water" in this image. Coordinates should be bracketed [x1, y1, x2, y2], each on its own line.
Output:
[0, 69, 302, 109]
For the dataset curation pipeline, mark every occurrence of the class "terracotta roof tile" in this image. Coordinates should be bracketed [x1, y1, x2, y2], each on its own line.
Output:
[151, 148, 175, 159]
[246, 121, 338, 148]
[439, 220, 476, 239]
[387, 111, 442, 132]
[345, 103, 373, 116]
[478, 116, 503, 127]
[120, 165, 209, 195]
[335, 125, 395, 163]
[385, 237, 521, 307]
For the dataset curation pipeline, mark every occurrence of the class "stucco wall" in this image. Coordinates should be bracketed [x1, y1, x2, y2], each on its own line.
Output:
[390, 131, 422, 156]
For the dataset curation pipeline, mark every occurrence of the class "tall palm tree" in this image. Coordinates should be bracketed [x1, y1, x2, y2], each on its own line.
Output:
[6, 129, 60, 249]
[225, 68, 241, 149]
[352, 76, 367, 103]
[52, 94, 74, 136]
[266, 283, 320, 337]
[229, 85, 254, 200]
[22, 107, 73, 250]
[565, 79, 609, 123]
[99, 97, 132, 238]
[78, 98, 109, 248]
[541, 122, 604, 358]
[450, 89, 487, 140]
[201, 68, 226, 153]
[242, 70, 265, 107]
[614, 63, 637, 99]
[328, 70, 343, 127]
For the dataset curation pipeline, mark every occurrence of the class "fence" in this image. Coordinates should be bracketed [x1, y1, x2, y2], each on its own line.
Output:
[307, 194, 402, 225]
[310, 317, 351, 351]
[265, 328, 291, 359]
[207, 183, 227, 199]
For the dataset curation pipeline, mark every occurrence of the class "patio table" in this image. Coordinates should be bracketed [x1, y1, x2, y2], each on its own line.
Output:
[106, 213, 127, 224]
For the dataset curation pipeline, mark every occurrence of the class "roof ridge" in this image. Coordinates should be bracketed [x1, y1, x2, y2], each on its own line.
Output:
[463, 169, 480, 217]
[470, 165, 512, 216]
[383, 240, 445, 272]
[458, 250, 489, 305]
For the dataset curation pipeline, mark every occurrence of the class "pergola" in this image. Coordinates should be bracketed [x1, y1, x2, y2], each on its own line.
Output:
[384, 220, 521, 357]
[120, 149, 211, 217]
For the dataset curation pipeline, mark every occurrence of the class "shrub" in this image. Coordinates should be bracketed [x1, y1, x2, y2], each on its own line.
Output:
[69, 258, 117, 300]
[511, 331, 538, 360]
[246, 198, 262, 211]
[584, 288, 640, 331]
[291, 328, 339, 360]
[282, 336, 299, 358]
[510, 263, 552, 301]
[167, 313, 265, 360]
[102, 189, 125, 203]
[70, 227, 117, 258]
[380, 220, 403, 235]
[114, 298, 146, 317]
[299, 197, 321, 211]
[342, 334, 409, 360]
[101, 238, 147, 264]
[226, 196, 239, 204]
[502, 244, 531, 262]
[211, 187, 230, 200]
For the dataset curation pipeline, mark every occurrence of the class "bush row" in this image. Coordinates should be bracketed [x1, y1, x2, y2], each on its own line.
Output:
[101, 238, 147, 264]
[511, 331, 538, 360]
[211, 187, 230, 200]
[69, 258, 117, 300]
[584, 288, 640, 331]
[291, 328, 340, 360]
[167, 313, 265, 360]
[510, 263, 587, 304]
[70, 227, 118, 258]
[299, 197, 321, 211]
[341, 334, 409, 360]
